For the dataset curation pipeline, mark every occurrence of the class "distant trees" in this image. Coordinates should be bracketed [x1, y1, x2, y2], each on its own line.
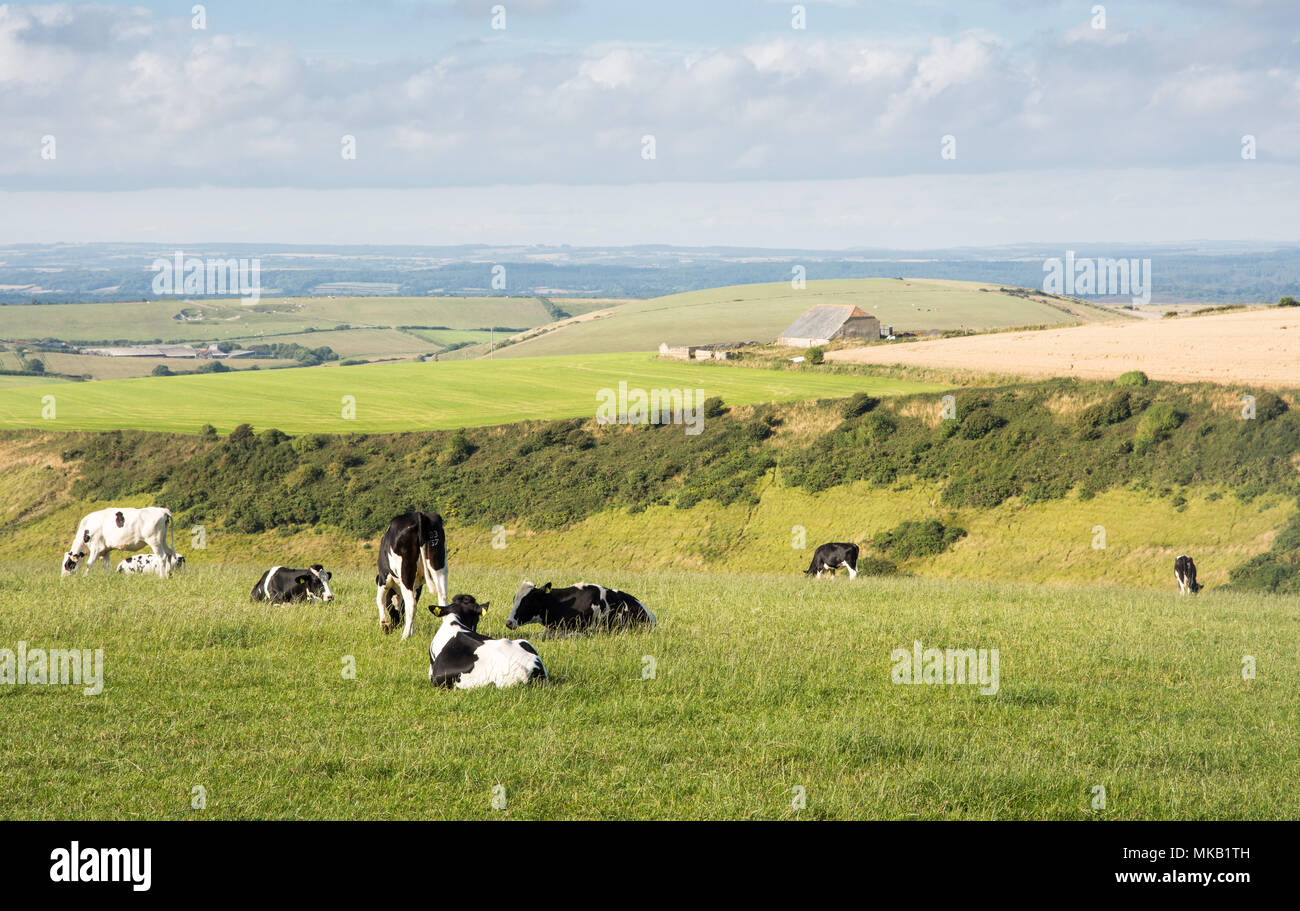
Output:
[805, 346, 825, 365]
[151, 364, 173, 377]
[1279, 296, 1297, 307]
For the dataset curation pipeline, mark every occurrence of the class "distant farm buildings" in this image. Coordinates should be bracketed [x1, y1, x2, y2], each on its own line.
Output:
[777, 305, 881, 347]
[658, 342, 749, 361]
[79, 343, 253, 359]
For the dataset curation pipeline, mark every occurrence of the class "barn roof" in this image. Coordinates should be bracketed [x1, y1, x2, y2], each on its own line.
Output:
[777, 304, 871, 341]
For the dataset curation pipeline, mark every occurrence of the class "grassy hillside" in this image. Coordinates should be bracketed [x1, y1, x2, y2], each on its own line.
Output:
[494, 279, 1121, 358]
[3, 374, 1296, 592]
[0, 353, 941, 434]
[0, 296, 567, 343]
[1, 564, 1295, 819]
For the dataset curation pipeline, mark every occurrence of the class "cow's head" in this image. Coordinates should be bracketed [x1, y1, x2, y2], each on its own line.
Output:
[437, 593, 488, 630]
[61, 529, 91, 576]
[506, 580, 551, 630]
[169, 554, 186, 572]
[301, 564, 334, 601]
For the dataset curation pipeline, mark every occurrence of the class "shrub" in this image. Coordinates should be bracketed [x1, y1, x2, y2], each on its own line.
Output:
[1115, 370, 1149, 387]
[872, 519, 967, 560]
[702, 397, 728, 419]
[438, 429, 476, 467]
[1135, 403, 1183, 447]
[957, 409, 1006, 440]
[842, 393, 880, 419]
[151, 364, 173, 377]
[1077, 391, 1133, 437]
[1252, 392, 1289, 422]
[1279, 296, 1298, 308]
[805, 346, 825, 365]
[855, 556, 899, 576]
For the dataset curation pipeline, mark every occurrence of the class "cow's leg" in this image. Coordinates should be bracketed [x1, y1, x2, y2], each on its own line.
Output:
[85, 546, 105, 573]
[846, 561, 858, 580]
[400, 585, 419, 640]
[377, 580, 393, 632]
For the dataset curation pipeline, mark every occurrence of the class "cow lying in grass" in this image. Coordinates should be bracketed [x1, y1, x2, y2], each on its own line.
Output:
[428, 594, 547, 689]
[251, 565, 335, 603]
[506, 581, 656, 632]
[116, 553, 184, 576]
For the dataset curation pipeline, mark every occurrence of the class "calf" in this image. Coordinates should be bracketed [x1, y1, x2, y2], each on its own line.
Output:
[506, 581, 656, 632]
[116, 553, 184, 576]
[62, 507, 176, 577]
[428, 594, 547, 689]
[251, 565, 335, 603]
[1174, 555, 1202, 595]
[805, 542, 859, 579]
[375, 511, 449, 639]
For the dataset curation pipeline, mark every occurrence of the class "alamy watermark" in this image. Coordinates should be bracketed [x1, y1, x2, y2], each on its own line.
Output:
[891, 640, 999, 696]
[596, 381, 706, 435]
[1042, 251, 1151, 305]
[1, 641, 104, 695]
[151, 250, 262, 305]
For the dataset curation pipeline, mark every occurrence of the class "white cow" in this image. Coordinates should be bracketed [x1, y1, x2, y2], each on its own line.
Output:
[62, 507, 176, 577]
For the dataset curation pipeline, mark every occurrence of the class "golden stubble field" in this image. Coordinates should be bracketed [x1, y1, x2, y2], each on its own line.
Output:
[829, 308, 1300, 388]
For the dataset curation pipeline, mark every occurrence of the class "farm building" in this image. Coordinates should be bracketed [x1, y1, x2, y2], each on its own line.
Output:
[79, 343, 253, 359]
[777, 305, 881, 347]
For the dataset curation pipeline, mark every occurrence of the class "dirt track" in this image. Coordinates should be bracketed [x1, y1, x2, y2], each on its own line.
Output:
[828, 307, 1300, 388]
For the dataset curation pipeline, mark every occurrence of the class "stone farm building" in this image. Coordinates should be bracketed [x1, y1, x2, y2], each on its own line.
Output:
[776, 305, 881, 347]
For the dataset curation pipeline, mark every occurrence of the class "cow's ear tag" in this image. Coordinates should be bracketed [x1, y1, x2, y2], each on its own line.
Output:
[543, 582, 552, 593]
[296, 576, 309, 585]
[480, 602, 490, 612]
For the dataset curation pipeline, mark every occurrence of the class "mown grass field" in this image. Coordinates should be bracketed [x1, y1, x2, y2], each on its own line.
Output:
[495, 279, 1122, 358]
[1, 564, 1294, 820]
[0, 353, 942, 434]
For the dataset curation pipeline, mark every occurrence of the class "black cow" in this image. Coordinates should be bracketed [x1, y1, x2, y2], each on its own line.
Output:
[428, 594, 547, 689]
[805, 542, 859, 579]
[506, 581, 656, 632]
[251, 565, 335, 603]
[375, 511, 449, 639]
[1174, 555, 1202, 595]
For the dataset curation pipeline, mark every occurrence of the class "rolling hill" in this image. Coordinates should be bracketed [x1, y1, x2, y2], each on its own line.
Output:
[492, 279, 1123, 358]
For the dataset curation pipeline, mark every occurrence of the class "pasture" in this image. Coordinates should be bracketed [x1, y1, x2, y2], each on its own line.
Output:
[493, 279, 1123, 359]
[0, 295, 582, 345]
[0, 353, 942, 434]
[1, 564, 1294, 820]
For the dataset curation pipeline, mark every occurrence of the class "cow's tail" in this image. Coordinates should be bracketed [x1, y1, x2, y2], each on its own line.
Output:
[166, 510, 175, 555]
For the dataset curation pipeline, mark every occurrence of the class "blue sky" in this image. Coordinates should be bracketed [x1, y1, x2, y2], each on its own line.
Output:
[1, 0, 1297, 246]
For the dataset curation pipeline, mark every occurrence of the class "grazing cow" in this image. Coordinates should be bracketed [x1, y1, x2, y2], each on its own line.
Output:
[116, 553, 185, 576]
[1174, 555, 1203, 595]
[251, 565, 335, 603]
[428, 594, 547, 689]
[375, 511, 449, 639]
[805, 542, 859, 579]
[62, 507, 176, 577]
[506, 581, 656, 632]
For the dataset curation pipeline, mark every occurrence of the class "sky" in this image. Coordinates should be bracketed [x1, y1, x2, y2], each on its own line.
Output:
[1, 0, 1298, 247]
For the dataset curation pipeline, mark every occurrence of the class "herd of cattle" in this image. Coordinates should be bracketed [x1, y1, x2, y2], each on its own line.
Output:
[61, 507, 656, 690]
[60, 507, 1206, 688]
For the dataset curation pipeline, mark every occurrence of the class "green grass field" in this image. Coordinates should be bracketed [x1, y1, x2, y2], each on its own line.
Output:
[1, 564, 1293, 820]
[0, 296, 564, 345]
[0, 353, 941, 434]
[495, 279, 1122, 359]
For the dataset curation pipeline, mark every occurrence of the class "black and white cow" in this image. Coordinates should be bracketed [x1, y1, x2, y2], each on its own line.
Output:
[375, 511, 449, 639]
[116, 553, 184, 576]
[1174, 555, 1203, 595]
[428, 594, 547, 689]
[506, 581, 656, 632]
[250, 565, 335, 603]
[804, 542, 859, 579]
[62, 507, 177, 577]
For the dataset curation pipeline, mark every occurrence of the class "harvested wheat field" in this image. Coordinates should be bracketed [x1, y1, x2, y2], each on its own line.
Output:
[828, 307, 1300, 388]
